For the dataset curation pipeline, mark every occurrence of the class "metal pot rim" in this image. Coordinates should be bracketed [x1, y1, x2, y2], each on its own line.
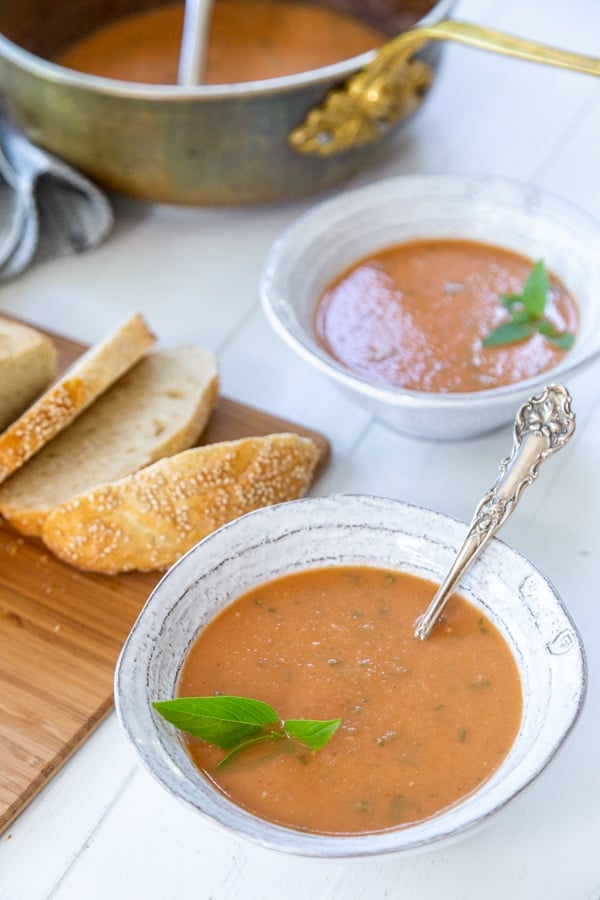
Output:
[0, 0, 455, 100]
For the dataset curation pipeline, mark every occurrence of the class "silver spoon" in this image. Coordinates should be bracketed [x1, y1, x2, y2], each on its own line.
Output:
[178, 0, 215, 85]
[414, 383, 576, 640]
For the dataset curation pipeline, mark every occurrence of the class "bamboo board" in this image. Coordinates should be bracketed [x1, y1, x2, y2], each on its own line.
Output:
[0, 323, 330, 833]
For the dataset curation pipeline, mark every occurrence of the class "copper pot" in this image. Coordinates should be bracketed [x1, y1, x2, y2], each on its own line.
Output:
[0, 0, 596, 205]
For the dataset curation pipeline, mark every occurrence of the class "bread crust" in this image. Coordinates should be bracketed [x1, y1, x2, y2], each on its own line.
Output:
[0, 346, 218, 536]
[41, 434, 320, 574]
[0, 313, 155, 485]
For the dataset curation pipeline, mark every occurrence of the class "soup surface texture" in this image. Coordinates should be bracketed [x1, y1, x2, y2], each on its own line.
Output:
[178, 566, 523, 835]
[315, 239, 578, 393]
[56, 0, 385, 84]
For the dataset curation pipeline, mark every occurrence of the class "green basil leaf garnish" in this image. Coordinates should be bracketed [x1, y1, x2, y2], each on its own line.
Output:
[546, 331, 575, 350]
[482, 321, 533, 347]
[283, 717, 341, 750]
[152, 695, 278, 749]
[153, 695, 341, 766]
[520, 259, 549, 318]
[482, 260, 574, 351]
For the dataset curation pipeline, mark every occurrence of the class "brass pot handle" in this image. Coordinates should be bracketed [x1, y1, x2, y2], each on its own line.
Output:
[289, 19, 600, 156]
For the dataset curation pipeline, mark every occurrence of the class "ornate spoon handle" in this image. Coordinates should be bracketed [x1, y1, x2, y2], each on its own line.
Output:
[414, 384, 575, 640]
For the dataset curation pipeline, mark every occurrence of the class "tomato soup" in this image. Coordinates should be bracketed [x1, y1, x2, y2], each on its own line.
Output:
[178, 566, 523, 835]
[56, 0, 386, 85]
[315, 239, 578, 393]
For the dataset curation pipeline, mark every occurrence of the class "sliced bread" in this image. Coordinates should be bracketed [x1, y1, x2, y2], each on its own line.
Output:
[0, 317, 57, 432]
[0, 312, 155, 485]
[42, 433, 320, 574]
[0, 346, 219, 536]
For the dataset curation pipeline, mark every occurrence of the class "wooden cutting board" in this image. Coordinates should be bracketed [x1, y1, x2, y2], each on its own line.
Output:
[0, 323, 330, 834]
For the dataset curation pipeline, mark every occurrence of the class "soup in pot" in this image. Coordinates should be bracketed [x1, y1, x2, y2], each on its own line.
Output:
[56, 0, 388, 84]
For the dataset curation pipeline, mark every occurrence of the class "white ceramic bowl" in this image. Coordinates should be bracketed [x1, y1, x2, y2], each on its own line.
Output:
[260, 174, 600, 440]
[115, 494, 586, 858]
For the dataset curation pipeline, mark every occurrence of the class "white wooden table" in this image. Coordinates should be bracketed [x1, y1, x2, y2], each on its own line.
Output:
[1, 0, 600, 897]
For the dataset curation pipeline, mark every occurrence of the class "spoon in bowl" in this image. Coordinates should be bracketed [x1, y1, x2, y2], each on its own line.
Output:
[414, 383, 576, 640]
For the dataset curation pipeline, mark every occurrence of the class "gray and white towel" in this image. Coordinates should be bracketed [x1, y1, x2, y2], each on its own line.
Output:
[0, 112, 114, 282]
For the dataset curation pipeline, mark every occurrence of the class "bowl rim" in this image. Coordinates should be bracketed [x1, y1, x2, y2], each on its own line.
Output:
[260, 172, 600, 411]
[114, 493, 587, 858]
[0, 0, 456, 100]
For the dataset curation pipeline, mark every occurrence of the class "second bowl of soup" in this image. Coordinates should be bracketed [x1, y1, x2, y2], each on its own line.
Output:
[261, 173, 600, 439]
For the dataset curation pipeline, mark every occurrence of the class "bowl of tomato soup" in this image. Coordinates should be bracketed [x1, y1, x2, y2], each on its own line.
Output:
[115, 494, 586, 857]
[261, 173, 600, 439]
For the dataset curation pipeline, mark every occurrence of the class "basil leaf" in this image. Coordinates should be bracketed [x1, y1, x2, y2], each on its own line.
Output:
[509, 307, 533, 325]
[478, 261, 573, 352]
[154, 695, 342, 768]
[500, 293, 525, 309]
[482, 321, 533, 348]
[535, 317, 558, 337]
[536, 319, 575, 349]
[520, 259, 549, 318]
[547, 331, 575, 350]
[153, 696, 279, 749]
[283, 717, 341, 750]
[217, 732, 285, 769]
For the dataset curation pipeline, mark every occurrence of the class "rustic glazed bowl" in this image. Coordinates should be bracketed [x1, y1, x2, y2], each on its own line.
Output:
[115, 494, 586, 858]
[261, 173, 600, 440]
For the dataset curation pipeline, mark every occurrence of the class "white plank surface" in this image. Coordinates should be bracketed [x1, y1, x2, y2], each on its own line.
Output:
[1, 1, 600, 898]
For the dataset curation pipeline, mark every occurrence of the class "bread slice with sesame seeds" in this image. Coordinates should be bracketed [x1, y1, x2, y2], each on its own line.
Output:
[41, 433, 320, 574]
[0, 317, 58, 432]
[0, 345, 219, 536]
[0, 312, 156, 486]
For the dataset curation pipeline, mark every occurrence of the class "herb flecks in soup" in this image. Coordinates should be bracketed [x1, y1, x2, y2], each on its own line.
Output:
[315, 239, 578, 393]
[177, 566, 523, 835]
[56, 0, 385, 85]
